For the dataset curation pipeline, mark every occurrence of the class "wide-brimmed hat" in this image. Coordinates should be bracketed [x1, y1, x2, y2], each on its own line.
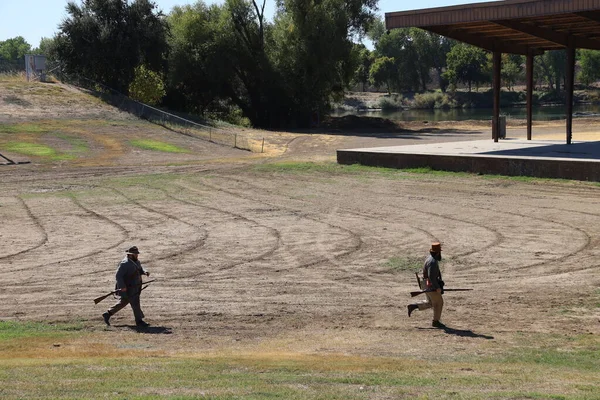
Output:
[125, 246, 140, 255]
[430, 242, 442, 253]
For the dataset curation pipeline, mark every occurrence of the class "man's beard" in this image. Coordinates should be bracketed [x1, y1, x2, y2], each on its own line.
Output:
[434, 253, 442, 261]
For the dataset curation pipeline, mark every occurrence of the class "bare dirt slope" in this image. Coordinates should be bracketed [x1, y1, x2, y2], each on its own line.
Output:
[1, 78, 599, 363]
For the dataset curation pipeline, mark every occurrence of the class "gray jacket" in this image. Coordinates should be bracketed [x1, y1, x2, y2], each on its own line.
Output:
[423, 255, 442, 290]
[115, 257, 148, 296]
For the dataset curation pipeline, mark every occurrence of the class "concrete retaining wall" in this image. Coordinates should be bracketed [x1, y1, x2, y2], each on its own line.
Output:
[337, 150, 600, 182]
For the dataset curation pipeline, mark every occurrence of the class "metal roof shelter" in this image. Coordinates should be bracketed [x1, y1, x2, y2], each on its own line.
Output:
[385, 0, 600, 144]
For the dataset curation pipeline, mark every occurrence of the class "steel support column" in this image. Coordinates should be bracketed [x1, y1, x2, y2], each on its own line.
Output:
[492, 51, 501, 142]
[566, 37, 576, 145]
[526, 52, 534, 140]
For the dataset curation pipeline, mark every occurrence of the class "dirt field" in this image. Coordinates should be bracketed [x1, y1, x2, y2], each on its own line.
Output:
[1, 79, 599, 387]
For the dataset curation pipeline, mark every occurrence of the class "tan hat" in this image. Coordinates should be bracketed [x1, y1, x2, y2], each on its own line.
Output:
[430, 242, 442, 253]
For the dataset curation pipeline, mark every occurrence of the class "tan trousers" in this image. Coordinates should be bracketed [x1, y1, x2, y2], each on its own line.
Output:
[417, 291, 444, 322]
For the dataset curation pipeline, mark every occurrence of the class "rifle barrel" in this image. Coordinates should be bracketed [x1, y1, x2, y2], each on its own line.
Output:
[410, 288, 473, 297]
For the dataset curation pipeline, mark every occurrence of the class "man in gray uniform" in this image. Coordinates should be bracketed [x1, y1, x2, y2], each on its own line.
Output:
[103, 246, 150, 327]
[407, 242, 445, 328]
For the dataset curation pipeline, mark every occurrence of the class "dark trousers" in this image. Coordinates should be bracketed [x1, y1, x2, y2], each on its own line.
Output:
[107, 294, 144, 322]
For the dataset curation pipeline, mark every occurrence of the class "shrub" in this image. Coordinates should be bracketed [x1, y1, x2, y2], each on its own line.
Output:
[413, 92, 456, 109]
[128, 65, 165, 106]
[378, 94, 404, 110]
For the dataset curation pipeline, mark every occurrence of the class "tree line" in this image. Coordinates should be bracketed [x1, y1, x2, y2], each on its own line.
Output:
[3, 0, 600, 128]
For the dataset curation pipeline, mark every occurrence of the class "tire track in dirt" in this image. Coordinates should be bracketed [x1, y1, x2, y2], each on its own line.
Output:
[143, 182, 283, 280]
[206, 173, 498, 264]
[289, 176, 590, 276]
[8, 196, 129, 285]
[3, 194, 129, 278]
[104, 186, 209, 269]
[0, 196, 48, 261]
[15, 185, 207, 285]
[185, 177, 365, 277]
[426, 190, 594, 275]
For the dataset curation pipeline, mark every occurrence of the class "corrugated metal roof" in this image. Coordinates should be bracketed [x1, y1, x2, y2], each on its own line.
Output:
[385, 0, 600, 54]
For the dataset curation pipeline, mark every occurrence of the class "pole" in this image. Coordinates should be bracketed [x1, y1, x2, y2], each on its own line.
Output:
[526, 52, 534, 141]
[492, 51, 501, 143]
[566, 37, 576, 145]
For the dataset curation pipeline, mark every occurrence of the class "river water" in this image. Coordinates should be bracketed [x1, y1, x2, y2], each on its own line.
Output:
[332, 104, 600, 122]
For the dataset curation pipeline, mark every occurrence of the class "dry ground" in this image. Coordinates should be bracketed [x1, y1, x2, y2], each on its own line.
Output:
[1, 78, 599, 384]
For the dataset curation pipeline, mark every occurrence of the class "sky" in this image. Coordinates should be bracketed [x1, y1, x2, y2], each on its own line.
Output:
[0, 0, 497, 49]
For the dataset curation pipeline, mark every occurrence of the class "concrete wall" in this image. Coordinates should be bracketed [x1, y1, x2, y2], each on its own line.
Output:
[337, 150, 600, 182]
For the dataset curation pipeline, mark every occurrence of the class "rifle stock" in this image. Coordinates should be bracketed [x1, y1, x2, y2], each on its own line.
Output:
[410, 288, 473, 297]
[93, 290, 118, 304]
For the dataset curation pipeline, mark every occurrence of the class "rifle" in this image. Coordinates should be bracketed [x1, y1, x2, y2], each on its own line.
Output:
[93, 280, 156, 304]
[415, 272, 422, 290]
[410, 288, 472, 297]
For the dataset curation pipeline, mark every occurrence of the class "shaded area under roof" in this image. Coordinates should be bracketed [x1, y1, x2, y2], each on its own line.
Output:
[386, 0, 600, 55]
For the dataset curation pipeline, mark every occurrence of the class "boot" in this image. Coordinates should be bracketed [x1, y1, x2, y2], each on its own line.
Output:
[407, 304, 418, 317]
[136, 320, 149, 328]
[432, 320, 445, 328]
[102, 312, 111, 326]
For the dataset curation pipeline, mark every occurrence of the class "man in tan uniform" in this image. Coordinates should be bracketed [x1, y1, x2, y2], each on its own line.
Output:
[407, 242, 445, 328]
[102, 246, 150, 327]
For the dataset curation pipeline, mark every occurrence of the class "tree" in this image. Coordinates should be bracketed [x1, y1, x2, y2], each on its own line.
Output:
[369, 56, 396, 94]
[444, 43, 489, 92]
[53, 0, 169, 94]
[501, 54, 523, 91]
[353, 44, 373, 91]
[409, 28, 453, 92]
[367, 17, 386, 48]
[31, 37, 57, 58]
[272, 0, 378, 127]
[578, 49, 600, 86]
[535, 50, 566, 92]
[375, 28, 420, 92]
[165, 2, 232, 114]
[165, 0, 377, 128]
[0, 36, 31, 70]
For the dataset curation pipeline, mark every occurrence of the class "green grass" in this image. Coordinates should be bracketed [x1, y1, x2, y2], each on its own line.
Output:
[4, 142, 74, 160]
[383, 256, 423, 272]
[0, 320, 84, 341]
[0, 321, 599, 399]
[129, 139, 189, 153]
[0, 123, 49, 134]
[56, 133, 89, 155]
[254, 162, 600, 187]
[1, 353, 598, 399]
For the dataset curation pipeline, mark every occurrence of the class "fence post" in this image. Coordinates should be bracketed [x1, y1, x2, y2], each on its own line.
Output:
[234, 134, 237, 148]
[209, 128, 212, 142]
[262, 138, 264, 153]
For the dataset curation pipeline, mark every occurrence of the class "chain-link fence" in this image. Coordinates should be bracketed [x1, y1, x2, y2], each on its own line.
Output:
[0, 58, 24, 73]
[54, 71, 266, 153]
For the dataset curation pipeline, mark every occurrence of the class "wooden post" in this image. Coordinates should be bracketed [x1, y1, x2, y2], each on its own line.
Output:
[493, 51, 501, 143]
[565, 37, 576, 145]
[526, 52, 534, 141]
[261, 138, 265, 153]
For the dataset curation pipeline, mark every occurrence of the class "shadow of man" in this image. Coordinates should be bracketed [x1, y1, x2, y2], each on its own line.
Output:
[442, 325, 494, 339]
[417, 325, 494, 339]
[134, 325, 172, 334]
[113, 325, 173, 334]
